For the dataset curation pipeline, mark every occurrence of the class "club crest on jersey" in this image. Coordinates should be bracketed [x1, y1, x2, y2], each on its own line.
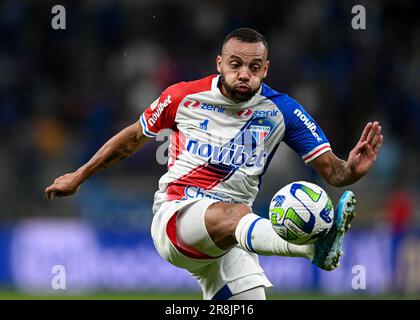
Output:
[250, 125, 270, 145]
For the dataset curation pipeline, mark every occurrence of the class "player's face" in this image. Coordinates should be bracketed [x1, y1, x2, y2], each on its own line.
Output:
[217, 38, 269, 103]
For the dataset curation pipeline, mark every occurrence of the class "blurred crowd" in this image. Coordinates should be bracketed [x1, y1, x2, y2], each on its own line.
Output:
[0, 0, 418, 231]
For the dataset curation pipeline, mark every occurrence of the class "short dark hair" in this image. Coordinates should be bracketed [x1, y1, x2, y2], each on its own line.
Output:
[222, 27, 268, 53]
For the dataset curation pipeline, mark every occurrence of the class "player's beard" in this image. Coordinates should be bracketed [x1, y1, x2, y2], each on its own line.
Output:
[220, 74, 259, 103]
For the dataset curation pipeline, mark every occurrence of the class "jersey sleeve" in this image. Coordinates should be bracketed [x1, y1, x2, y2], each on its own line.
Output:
[139, 87, 179, 138]
[282, 97, 332, 164]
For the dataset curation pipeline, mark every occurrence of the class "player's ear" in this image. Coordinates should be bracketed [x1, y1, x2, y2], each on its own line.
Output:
[216, 55, 222, 73]
[263, 60, 269, 78]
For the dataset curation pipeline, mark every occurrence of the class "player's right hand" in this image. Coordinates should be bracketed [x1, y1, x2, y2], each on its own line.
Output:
[45, 172, 81, 200]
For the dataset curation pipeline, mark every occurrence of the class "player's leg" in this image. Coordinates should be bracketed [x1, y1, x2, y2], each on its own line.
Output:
[205, 191, 357, 271]
[151, 199, 272, 300]
[189, 245, 272, 300]
[175, 199, 306, 259]
[176, 200, 272, 300]
[151, 199, 220, 272]
[228, 286, 266, 300]
[175, 199, 228, 258]
[204, 201, 314, 259]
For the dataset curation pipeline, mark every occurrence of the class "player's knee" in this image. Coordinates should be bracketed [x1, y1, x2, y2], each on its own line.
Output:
[226, 203, 253, 231]
[205, 202, 252, 248]
[211, 203, 251, 228]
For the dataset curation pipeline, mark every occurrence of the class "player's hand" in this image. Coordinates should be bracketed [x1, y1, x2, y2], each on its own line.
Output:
[45, 172, 82, 200]
[347, 121, 383, 178]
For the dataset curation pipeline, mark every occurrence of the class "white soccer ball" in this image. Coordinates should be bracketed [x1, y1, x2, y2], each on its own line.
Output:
[269, 181, 334, 245]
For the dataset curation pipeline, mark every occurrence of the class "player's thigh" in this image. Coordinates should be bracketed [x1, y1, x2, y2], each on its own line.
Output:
[151, 199, 225, 271]
[176, 199, 229, 257]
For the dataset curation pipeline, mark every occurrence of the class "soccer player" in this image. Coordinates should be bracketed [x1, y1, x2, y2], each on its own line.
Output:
[45, 28, 383, 300]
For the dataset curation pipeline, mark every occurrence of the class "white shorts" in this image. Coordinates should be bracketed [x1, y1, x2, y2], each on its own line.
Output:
[151, 198, 272, 300]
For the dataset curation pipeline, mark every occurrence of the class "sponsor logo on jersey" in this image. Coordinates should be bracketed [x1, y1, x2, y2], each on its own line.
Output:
[183, 186, 229, 202]
[237, 109, 279, 118]
[199, 119, 209, 131]
[237, 108, 253, 118]
[183, 99, 225, 113]
[254, 109, 279, 117]
[250, 125, 270, 145]
[148, 95, 172, 127]
[201, 103, 225, 113]
[149, 98, 160, 111]
[183, 100, 201, 108]
[293, 108, 323, 142]
[186, 139, 267, 168]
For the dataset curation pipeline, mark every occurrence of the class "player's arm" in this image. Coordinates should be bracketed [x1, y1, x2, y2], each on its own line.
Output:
[309, 121, 383, 187]
[45, 121, 149, 200]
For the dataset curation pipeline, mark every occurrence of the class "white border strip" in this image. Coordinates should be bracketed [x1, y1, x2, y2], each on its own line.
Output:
[140, 114, 157, 138]
[302, 143, 331, 164]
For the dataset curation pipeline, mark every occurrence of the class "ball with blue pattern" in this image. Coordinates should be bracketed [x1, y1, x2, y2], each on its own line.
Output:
[269, 181, 334, 245]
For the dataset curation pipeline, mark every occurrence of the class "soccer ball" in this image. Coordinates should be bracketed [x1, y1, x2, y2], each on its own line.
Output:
[269, 181, 334, 245]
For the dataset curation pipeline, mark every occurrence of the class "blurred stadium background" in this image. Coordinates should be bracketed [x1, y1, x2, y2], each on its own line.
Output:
[0, 0, 419, 299]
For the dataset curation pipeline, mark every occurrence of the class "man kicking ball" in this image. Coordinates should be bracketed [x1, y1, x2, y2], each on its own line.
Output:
[46, 28, 383, 300]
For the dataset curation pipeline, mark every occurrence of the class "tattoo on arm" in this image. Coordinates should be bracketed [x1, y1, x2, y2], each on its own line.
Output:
[100, 143, 134, 168]
[129, 133, 139, 144]
[104, 151, 126, 164]
[329, 159, 354, 187]
[76, 124, 145, 182]
[118, 144, 133, 156]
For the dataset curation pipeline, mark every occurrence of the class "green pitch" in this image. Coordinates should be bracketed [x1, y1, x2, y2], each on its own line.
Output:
[0, 291, 417, 300]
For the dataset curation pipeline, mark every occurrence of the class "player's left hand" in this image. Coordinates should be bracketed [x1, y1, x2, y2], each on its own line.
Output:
[347, 121, 383, 178]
